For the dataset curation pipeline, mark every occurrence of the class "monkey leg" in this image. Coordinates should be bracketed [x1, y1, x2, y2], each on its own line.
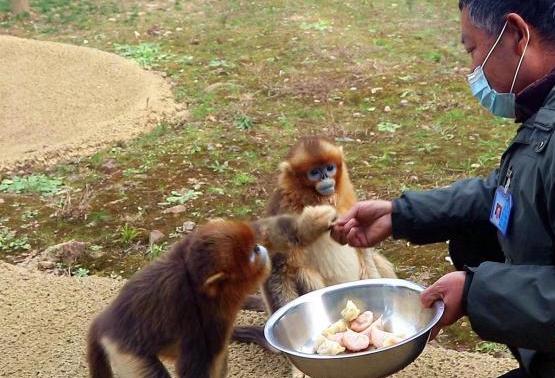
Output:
[176, 338, 228, 378]
[101, 338, 171, 378]
[372, 251, 397, 278]
[242, 294, 266, 312]
[232, 326, 280, 353]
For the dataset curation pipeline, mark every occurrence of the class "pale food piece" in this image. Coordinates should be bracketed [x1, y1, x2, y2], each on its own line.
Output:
[342, 329, 370, 352]
[350, 311, 374, 332]
[340, 300, 361, 322]
[316, 338, 346, 356]
[326, 332, 345, 345]
[322, 319, 348, 336]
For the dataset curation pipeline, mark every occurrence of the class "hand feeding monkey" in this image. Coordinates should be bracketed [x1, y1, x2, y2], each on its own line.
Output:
[234, 136, 396, 353]
[87, 207, 337, 378]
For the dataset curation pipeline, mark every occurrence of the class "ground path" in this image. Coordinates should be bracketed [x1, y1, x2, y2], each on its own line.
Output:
[0, 35, 183, 170]
[0, 262, 517, 377]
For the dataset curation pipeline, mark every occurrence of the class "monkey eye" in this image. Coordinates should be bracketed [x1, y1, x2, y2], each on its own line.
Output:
[307, 169, 321, 181]
[326, 164, 336, 173]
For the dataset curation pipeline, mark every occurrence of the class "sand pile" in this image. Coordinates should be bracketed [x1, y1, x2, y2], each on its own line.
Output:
[0, 262, 517, 377]
[0, 35, 184, 170]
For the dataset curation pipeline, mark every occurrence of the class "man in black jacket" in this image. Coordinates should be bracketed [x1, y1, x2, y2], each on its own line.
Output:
[332, 1, 555, 377]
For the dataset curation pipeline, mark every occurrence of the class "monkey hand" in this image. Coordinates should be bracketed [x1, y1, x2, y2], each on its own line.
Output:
[331, 200, 393, 248]
[298, 205, 338, 243]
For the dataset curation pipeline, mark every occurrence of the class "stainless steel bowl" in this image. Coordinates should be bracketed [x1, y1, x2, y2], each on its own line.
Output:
[264, 279, 444, 378]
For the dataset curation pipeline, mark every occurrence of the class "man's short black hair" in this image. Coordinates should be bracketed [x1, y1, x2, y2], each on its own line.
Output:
[459, 0, 555, 42]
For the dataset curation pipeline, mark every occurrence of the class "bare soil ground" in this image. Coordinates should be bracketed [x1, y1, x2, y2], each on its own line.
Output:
[0, 35, 183, 170]
[0, 262, 517, 377]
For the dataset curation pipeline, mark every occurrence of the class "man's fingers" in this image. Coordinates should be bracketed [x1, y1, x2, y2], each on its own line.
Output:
[334, 205, 360, 227]
[428, 325, 441, 341]
[330, 225, 348, 245]
[420, 286, 442, 308]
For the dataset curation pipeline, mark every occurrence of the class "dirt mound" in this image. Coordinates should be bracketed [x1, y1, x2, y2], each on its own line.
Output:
[0, 262, 517, 377]
[0, 35, 184, 170]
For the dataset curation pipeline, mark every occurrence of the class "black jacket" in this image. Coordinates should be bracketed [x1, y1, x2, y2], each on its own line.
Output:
[392, 76, 555, 377]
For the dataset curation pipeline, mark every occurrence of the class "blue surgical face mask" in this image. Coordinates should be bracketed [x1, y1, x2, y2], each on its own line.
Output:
[467, 21, 530, 119]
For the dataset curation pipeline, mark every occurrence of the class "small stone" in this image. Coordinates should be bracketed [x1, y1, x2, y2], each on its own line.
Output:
[163, 205, 187, 214]
[38, 261, 56, 270]
[183, 221, 196, 232]
[149, 230, 165, 245]
[0, 198, 4, 204]
[43, 241, 88, 265]
[384, 106, 392, 112]
[371, 87, 383, 94]
[400, 99, 409, 106]
[100, 159, 118, 173]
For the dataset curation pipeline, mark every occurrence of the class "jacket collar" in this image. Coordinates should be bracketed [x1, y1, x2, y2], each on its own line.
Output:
[515, 69, 555, 123]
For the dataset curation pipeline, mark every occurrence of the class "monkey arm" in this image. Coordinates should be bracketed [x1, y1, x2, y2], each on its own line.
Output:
[253, 205, 337, 252]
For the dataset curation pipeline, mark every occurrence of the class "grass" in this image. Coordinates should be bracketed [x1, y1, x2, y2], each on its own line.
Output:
[0, 0, 517, 352]
[0, 175, 63, 195]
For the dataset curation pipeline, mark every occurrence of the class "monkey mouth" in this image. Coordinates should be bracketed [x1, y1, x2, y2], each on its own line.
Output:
[317, 184, 335, 196]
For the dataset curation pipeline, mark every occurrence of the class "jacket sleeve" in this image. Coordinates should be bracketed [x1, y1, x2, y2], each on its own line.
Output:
[466, 262, 555, 352]
[391, 170, 499, 244]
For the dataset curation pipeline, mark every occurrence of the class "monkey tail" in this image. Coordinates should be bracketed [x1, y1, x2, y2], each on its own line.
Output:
[87, 321, 113, 378]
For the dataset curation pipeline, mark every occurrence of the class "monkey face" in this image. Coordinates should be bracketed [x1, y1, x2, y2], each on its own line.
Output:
[195, 221, 270, 298]
[307, 163, 337, 196]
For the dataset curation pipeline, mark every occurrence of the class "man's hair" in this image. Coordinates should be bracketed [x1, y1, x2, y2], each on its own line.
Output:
[459, 0, 555, 41]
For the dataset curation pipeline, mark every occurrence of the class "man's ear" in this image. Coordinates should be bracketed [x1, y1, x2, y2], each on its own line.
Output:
[202, 272, 227, 297]
[506, 13, 531, 55]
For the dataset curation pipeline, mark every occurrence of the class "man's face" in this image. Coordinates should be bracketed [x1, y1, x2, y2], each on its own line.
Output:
[460, 8, 523, 93]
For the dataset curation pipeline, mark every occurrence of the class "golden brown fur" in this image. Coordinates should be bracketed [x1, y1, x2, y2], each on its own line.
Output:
[233, 137, 396, 367]
[87, 220, 270, 378]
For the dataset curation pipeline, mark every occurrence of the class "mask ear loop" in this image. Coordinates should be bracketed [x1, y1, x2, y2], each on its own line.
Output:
[482, 21, 509, 70]
[509, 25, 531, 94]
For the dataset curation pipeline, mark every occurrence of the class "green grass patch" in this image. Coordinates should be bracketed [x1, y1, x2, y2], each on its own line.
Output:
[0, 175, 63, 195]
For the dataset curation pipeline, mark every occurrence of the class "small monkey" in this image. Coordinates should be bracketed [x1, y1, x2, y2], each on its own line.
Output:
[234, 137, 396, 357]
[87, 206, 337, 378]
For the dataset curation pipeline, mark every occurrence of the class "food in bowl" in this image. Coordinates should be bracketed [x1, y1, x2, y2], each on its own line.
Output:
[314, 300, 405, 355]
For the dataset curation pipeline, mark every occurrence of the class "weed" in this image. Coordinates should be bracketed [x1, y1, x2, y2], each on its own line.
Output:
[208, 59, 234, 69]
[0, 227, 30, 252]
[208, 187, 225, 195]
[233, 172, 255, 186]
[147, 242, 167, 260]
[113, 43, 171, 69]
[377, 122, 402, 133]
[475, 341, 508, 355]
[119, 224, 140, 245]
[209, 160, 230, 173]
[300, 20, 331, 32]
[0, 175, 63, 195]
[234, 114, 254, 130]
[161, 190, 202, 205]
[72, 267, 90, 277]
[21, 209, 39, 221]
[89, 210, 111, 223]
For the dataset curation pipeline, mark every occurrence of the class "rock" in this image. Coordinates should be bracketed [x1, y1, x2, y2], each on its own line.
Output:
[149, 230, 165, 245]
[0, 198, 4, 204]
[163, 205, 187, 214]
[42, 241, 88, 266]
[100, 159, 118, 173]
[183, 221, 196, 233]
[384, 106, 392, 112]
[38, 261, 56, 270]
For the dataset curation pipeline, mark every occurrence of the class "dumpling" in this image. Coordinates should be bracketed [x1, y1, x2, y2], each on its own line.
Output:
[350, 311, 374, 332]
[322, 319, 348, 336]
[316, 338, 346, 355]
[340, 300, 361, 322]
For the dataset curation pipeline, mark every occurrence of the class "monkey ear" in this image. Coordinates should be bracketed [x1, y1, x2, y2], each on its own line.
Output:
[202, 272, 227, 297]
[279, 161, 292, 173]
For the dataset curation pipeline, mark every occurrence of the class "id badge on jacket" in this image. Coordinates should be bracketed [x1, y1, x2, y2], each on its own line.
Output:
[490, 167, 513, 237]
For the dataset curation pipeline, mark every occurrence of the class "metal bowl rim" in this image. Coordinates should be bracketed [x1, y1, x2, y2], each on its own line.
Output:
[264, 278, 445, 360]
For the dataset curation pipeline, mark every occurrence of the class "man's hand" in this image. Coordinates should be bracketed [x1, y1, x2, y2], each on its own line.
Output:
[421, 271, 467, 340]
[330, 200, 393, 248]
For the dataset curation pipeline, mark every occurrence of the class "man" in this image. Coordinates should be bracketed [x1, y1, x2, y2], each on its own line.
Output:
[332, 1, 555, 377]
